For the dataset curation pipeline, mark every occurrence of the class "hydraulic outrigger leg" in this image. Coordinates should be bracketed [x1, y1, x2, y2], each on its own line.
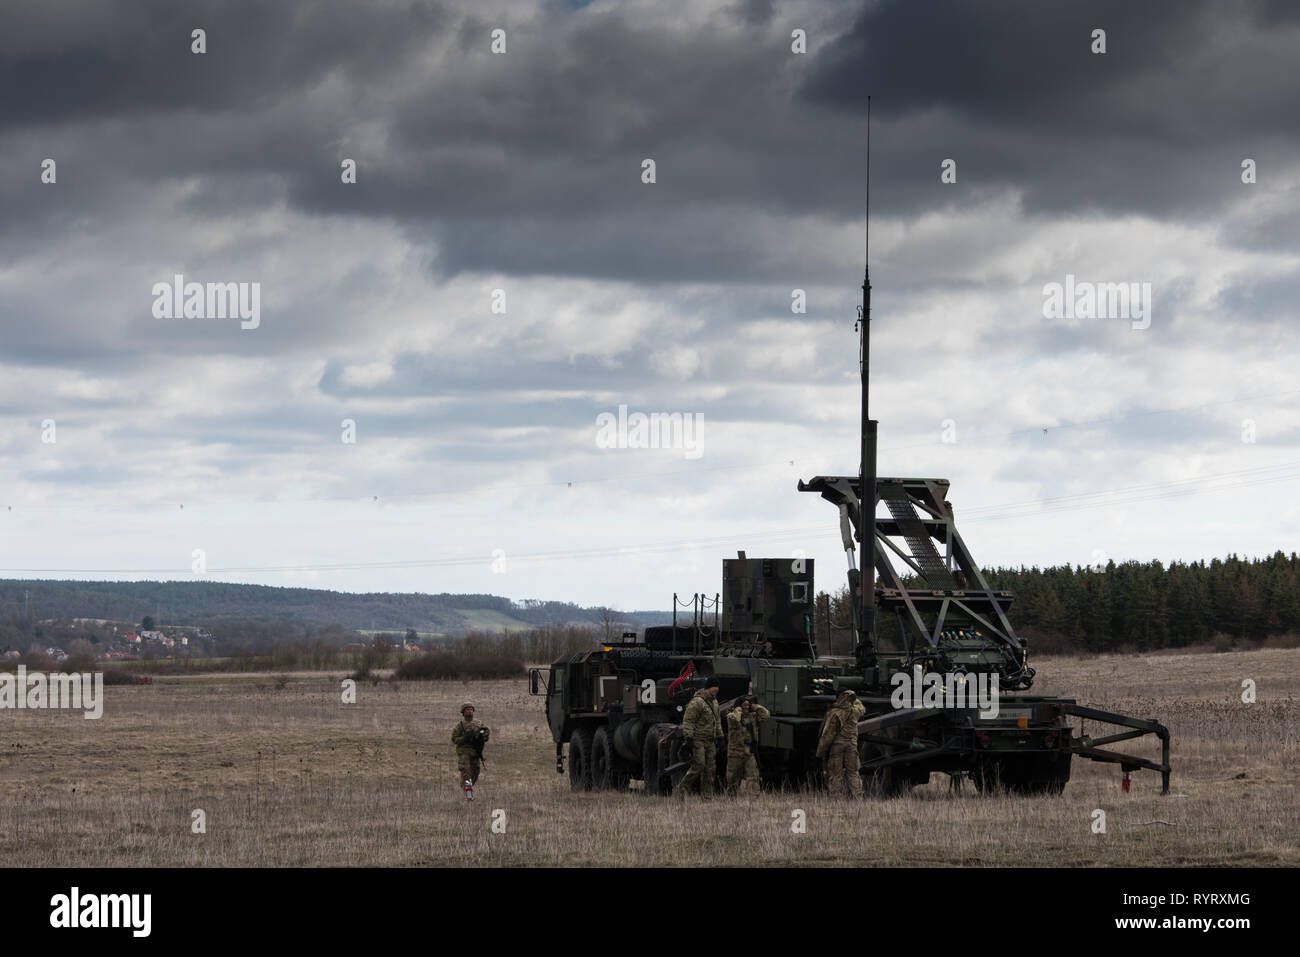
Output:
[1065, 703, 1172, 795]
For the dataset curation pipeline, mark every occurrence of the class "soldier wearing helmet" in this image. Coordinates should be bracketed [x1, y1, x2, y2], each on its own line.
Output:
[451, 702, 490, 793]
[678, 676, 723, 798]
[725, 694, 770, 795]
[816, 688, 865, 797]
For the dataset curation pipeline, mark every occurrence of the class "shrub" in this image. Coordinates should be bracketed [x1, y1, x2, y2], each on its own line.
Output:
[19, 651, 54, 670]
[61, 653, 97, 673]
[346, 644, 386, 681]
[100, 669, 141, 686]
[394, 651, 524, 681]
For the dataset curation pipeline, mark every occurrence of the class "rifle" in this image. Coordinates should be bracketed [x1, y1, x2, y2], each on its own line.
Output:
[461, 724, 489, 764]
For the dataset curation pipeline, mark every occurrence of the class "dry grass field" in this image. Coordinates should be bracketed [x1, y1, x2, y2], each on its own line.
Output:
[1, 647, 1296, 867]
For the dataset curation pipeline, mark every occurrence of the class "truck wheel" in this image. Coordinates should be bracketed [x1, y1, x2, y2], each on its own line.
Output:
[1012, 753, 1071, 795]
[974, 756, 1005, 793]
[977, 754, 1064, 794]
[642, 727, 668, 796]
[592, 727, 617, 792]
[1042, 753, 1071, 794]
[977, 754, 1029, 790]
[569, 727, 594, 792]
[667, 734, 691, 792]
[859, 740, 911, 798]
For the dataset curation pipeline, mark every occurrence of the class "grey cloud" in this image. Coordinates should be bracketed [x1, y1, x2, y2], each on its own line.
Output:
[2, 0, 1298, 606]
[0, 0, 447, 129]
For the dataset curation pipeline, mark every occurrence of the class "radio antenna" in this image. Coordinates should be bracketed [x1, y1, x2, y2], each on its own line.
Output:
[858, 95, 877, 664]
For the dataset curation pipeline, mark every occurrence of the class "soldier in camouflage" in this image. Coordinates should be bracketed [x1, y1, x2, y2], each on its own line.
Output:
[678, 677, 722, 798]
[816, 688, 865, 798]
[451, 702, 490, 791]
[725, 694, 770, 795]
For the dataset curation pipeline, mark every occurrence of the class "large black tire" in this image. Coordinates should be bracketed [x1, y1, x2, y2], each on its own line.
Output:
[859, 739, 913, 798]
[1030, 752, 1071, 794]
[569, 727, 594, 792]
[975, 753, 1071, 795]
[667, 734, 691, 792]
[642, 726, 669, 795]
[973, 757, 1001, 794]
[591, 727, 629, 791]
[1043, 753, 1071, 794]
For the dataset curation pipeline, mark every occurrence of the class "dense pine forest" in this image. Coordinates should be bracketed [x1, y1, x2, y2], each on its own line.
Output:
[985, 551, 1300, 652]
[817, 551, 1300, 656]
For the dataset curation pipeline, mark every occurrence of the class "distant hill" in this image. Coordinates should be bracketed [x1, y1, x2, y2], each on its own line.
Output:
[0, 579, 672, 634]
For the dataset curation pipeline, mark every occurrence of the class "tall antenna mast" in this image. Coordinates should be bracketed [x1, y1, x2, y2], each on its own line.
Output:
[858, 95, 877, 665]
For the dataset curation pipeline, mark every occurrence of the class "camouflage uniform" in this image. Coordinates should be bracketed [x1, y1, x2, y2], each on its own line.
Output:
[451, 714, 489, 789]
[725, 701, 770, 794]
[679, 688, 722, 797]
[816, 689, 865, 797]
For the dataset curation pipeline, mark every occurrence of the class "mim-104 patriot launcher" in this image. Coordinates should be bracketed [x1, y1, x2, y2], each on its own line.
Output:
[529, 124, 1171, 798]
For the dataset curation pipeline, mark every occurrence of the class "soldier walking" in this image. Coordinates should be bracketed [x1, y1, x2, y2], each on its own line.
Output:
[678, 677, 722, 798]
[816, 688, 865, 797]
[451, 702, 490, 794]
[725, 694, 770, 795]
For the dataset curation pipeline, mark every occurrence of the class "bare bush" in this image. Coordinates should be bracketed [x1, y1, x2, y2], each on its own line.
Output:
[394, 651, 523, 681]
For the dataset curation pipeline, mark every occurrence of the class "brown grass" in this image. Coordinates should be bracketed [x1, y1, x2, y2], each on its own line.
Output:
[1, 649, 1297, 866]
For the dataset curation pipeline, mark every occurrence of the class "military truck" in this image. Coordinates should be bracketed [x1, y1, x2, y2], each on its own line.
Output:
[530, 128, 1171, 797]
[529, 556, 837, 794]
[530, 484, 1171, 797]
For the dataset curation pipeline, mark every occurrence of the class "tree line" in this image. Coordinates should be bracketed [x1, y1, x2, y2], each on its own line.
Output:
[813, 551, 1300, 655]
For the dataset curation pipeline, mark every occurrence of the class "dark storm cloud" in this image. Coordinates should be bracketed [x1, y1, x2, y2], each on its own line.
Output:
[802, 0, 1300, 220]
[2, 0, 851, 287]
[4, 0, 1296, 293]
[0, 0, 446, 127]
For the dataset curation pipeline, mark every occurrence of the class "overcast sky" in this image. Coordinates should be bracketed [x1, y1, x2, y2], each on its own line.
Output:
[2, 0, 1298, 613]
